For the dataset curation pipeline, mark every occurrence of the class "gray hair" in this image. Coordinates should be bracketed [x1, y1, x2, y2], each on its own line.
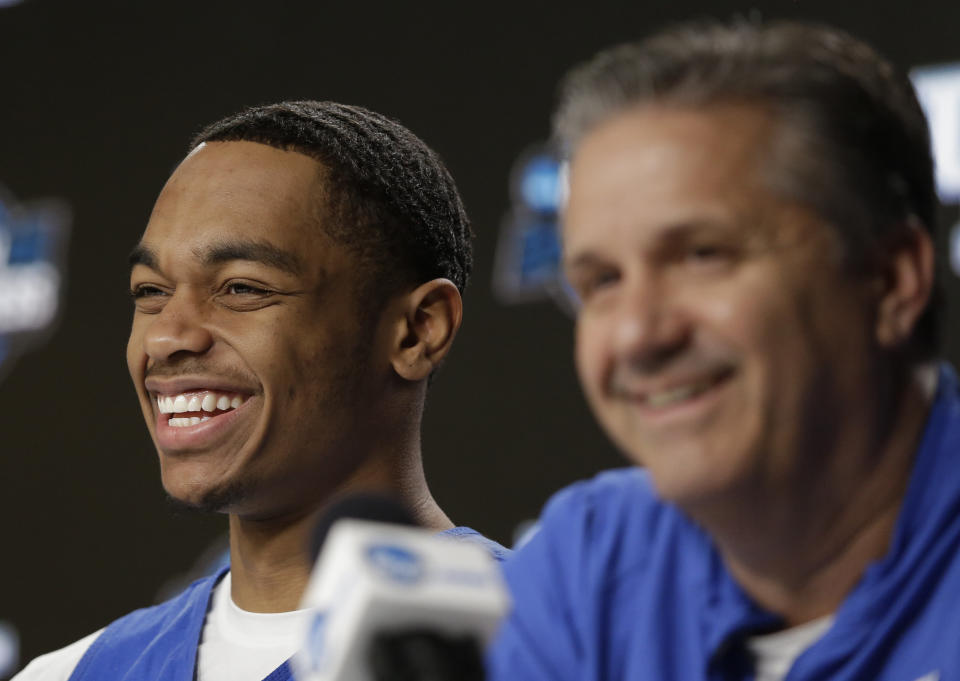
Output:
[554, 20, 940, 356]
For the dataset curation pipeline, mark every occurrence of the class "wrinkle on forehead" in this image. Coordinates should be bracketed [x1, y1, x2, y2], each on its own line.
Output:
[562, 103, 778, 253]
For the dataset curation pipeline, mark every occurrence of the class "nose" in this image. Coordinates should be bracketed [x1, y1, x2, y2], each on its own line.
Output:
[142, 291, 214, 362]
[610, 272, 690, 373]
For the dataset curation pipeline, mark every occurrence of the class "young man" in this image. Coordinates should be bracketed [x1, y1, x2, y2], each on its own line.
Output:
[17, 100, 505, 681]
[489, 21, 959, 681]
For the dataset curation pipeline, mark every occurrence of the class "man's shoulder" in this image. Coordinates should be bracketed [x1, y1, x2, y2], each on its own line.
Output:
[546, 466, 656, 509]
[14, 573, 221, 681]
[84, 572, 218, 648]
[439, 526, 512, 562]
[11, 630, 103, 681]
[508, 467, 702, 586]
[540, 467, 685, 544]
[488, 469, 710, 681]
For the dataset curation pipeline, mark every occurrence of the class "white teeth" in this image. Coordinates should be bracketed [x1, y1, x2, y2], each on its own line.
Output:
[201, 394, 216, 412]
[646, 381, 710, 408]
[168, 415, 211, 427]
[157, 390, 248, 418]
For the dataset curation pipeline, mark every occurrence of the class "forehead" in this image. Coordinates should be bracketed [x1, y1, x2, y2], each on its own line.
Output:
[563, 103, 778, 252]
[141, 141, 328, 260]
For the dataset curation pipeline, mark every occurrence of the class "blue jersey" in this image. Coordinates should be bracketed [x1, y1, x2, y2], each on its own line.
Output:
[66, 527, 508, 681]
[488, 365, 960, 681]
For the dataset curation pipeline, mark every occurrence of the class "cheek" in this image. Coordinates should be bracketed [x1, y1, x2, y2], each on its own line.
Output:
[575, 317, 608, 399]
[692, 271, 797, 358]
[265, 331, 349, 404]
[695, 287, 738, 328]
[126, 328, 144, 381]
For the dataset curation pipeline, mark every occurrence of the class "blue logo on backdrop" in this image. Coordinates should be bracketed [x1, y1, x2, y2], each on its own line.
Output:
[493, 65, 960, 308]
[0, 186, 70, 382]
[493, 144, 575, 312]
[365, 543, 424, 584]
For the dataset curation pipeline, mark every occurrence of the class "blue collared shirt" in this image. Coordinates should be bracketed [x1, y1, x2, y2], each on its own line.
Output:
[488, 365, 960, 681]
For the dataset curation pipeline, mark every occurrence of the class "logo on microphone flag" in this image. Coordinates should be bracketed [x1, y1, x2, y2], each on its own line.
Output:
[365, 544, 424, 584]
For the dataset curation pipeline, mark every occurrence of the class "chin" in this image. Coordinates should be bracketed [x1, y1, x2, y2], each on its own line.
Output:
[162, 474, 255, 515]
[631, 440, 739, 502]
[654, 461, 762, 522]
[648, 472, 720, 507]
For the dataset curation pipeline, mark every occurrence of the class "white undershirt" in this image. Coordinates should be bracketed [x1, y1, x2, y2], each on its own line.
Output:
[197, 572, 311, 681]
[746, 616, 834, 681]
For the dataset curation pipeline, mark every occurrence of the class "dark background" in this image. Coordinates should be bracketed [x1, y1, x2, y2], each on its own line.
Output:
[1, 0, 958, 671]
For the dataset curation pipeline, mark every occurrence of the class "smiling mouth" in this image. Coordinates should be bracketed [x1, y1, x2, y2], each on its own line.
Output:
[623, 368, 733, 410]
[646, 379, 716, 408]
[157, 390, 249, 427]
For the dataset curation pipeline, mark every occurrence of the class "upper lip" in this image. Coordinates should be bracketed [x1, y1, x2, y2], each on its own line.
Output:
[144, 375, 257, 396]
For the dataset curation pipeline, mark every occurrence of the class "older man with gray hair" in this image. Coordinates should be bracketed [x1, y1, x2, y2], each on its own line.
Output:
[488, 19, 958, 681]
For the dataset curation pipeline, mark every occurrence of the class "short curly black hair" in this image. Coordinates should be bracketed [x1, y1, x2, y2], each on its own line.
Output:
[191, 101, 473, 302]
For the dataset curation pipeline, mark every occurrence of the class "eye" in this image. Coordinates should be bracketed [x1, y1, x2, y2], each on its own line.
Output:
[129, 284, 167, 299]
[688, 243, 723, 260]
[573, 268, 620, 302]
[692, 245, 720, 258]
[129, 284, 170, 314]
[682, 241, 738, 269]
[225, 281, 269, 296]
[217, 280, 279, 311]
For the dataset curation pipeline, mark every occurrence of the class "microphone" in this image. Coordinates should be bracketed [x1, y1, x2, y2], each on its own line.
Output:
[291, 494, 509, 681]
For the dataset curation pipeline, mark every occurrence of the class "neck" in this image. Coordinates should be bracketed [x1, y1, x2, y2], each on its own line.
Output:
[691, 362, 937, 626]
[226, 448, 452, 613]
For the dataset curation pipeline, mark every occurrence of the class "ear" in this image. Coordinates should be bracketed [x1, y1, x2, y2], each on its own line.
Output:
[391, 278, 463, 381]
[874, 218, 935, 350]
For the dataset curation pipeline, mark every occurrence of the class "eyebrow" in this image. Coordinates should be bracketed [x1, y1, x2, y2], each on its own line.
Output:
[128, 243, 157, 270]
[197, 240, 304, 275]
[563, 219, 739, 270]
[563, 251, 605, 273]
[128, 239, 304, 276]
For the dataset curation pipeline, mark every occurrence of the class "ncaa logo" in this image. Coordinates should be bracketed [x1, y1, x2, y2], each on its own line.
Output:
[365, 543, 424, 584]
[304, 611, 328, 672]
[0, 185, 70, 382]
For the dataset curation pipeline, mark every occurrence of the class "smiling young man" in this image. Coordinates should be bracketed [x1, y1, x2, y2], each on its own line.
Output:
[15, 101, 506, 681]
[488, 21, 960, 681]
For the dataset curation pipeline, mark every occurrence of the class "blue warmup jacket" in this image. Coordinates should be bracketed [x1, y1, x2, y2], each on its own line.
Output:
[67, 527, 508, 681]
[488, 365, 960, 681]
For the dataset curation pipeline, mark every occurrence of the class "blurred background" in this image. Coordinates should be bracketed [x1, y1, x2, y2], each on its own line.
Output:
[1, 0, 958, 674]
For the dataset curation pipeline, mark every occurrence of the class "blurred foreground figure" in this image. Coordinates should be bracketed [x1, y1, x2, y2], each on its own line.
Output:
[16, 101, 505, 681]
[488, 20, 959, 681]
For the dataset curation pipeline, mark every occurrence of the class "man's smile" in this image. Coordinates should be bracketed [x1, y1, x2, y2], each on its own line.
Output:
[146, 382, 258, 452]
[157, 390, 248, 427]
[612, 366, 734, 407]
[607, 366, 736, 431]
